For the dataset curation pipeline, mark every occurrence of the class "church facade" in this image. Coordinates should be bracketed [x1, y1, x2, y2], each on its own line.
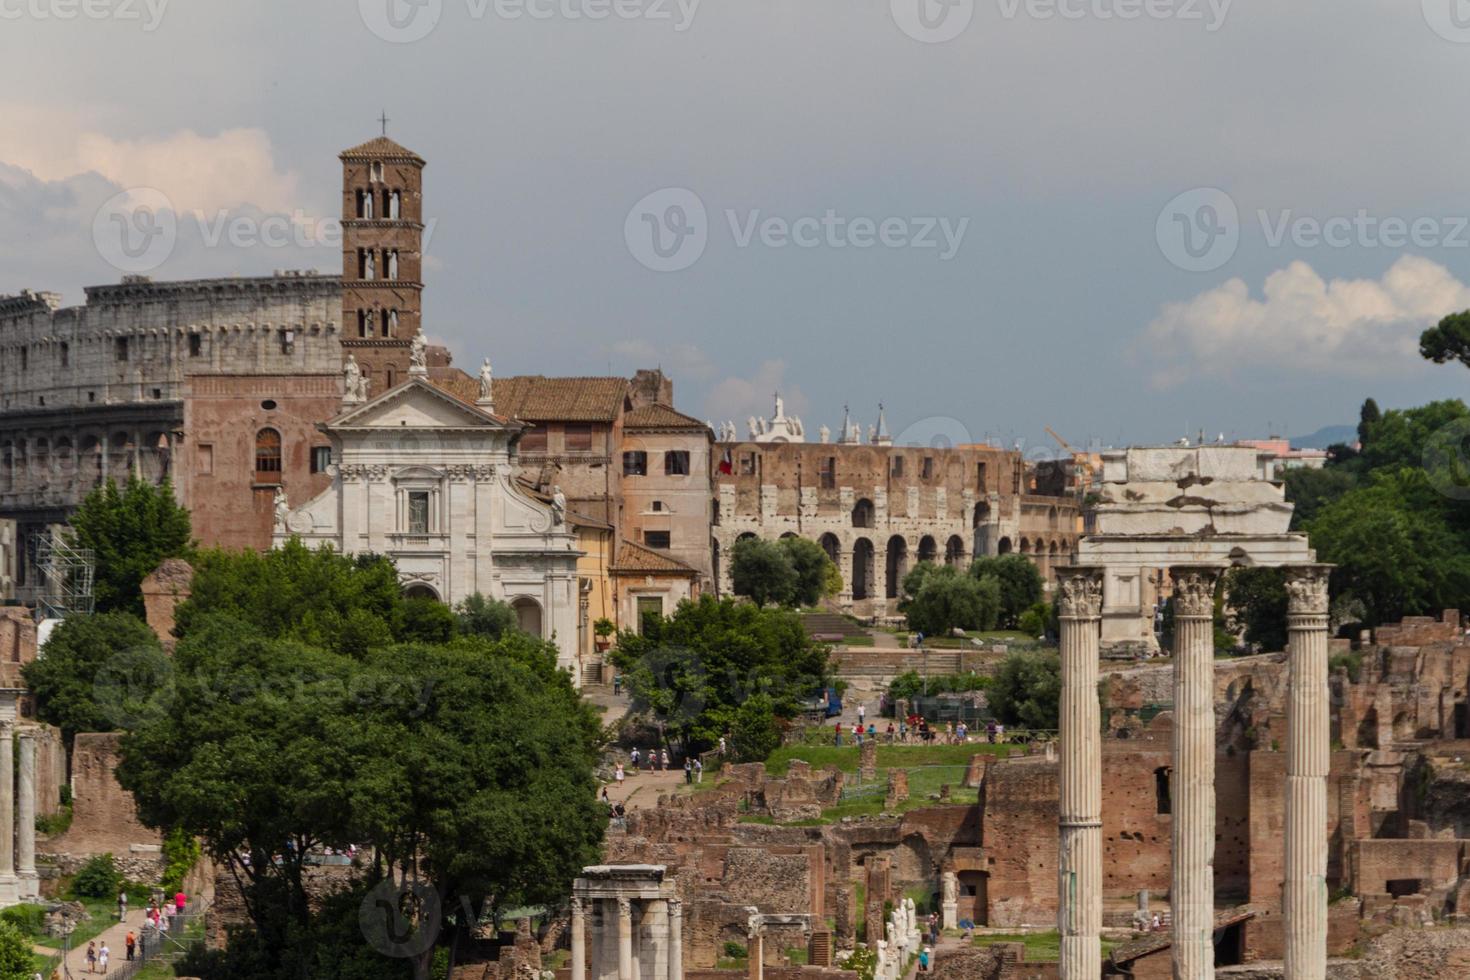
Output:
[274, 374, 583, 678]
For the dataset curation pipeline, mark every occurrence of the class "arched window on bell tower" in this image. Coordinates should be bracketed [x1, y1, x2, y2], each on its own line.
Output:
[389, 190, 401, 219]
[357, 310, 370, 338]
[370, 160, 383, 182]
[357, 190, 373, 219]
[387, 309, 399, 336]
[386, 251, 399, 279]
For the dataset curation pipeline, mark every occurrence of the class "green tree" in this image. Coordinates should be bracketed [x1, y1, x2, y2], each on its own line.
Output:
[66, 477, 193, 615]
[969, 555, 1045, 628]
[730, 537, 798, 607]
[1357, 397, 1381, 445]
[1307, 469, 1470, 625]
[454, 593, 518, 639]
[21, 611, 167, 747]
[1282, 466, 1358, 529]
[986, 651, 1061, 730]
[781, 537, 839, 606]
[176, 541, 409, 654]
[608, 595, 830, 754]
[901, 564, 999, 636]
[0, 920, 34, 980]
[395, 596, 457, 643]
[117, 618, 604, 979]
[1420, 310, 1470, 370]
[1357, 401, 1470, 473]
[730, 694, 783, 762]
[1225, 567, 1288, 651]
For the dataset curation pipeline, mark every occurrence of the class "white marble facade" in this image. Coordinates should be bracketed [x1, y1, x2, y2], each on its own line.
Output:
[275, 376, 582, 677]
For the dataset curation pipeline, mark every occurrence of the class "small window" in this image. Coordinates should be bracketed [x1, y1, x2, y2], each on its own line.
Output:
[1155, 767, 1172, 815]
[310, 446, 332, 474]
[357, 310, 371, 338]
[644, 530, 671, 549]
[151, 388, 162, 400]
[891, 456, 904, 478]
[977, 461, 987, 489]
[664, 450, 690, 475]
[197, 443, 213, 475]
[188, 333, 202, 357]
[59, 342, 68, 367]
[651, 501, 664, 512]
[623, 451, 648, 476]
[739, 452, 757, 475]
[18, 349, 26, 371]
[637, 595, 663, 634]
[407, 491, 430, 534]
[520, 426, 548, 453]
[820, 456, 837, 488]
[261, 400, 277, 411]
[565, 423, 593, 453]
[370, 161, 384, 182]
[921, 456, 934, 479]
[115, 338, 128, 361]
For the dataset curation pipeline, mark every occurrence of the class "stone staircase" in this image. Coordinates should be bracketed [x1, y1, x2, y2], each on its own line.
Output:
[800, 612, 870, 642]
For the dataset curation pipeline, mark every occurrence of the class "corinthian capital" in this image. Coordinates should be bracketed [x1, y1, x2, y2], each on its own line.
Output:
[1055, 566, 1103, 619]
[1172, 566, 1222, 619]
[1285, 564, 1332, 616]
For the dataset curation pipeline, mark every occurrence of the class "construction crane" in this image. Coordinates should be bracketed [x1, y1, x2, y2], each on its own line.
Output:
[1045, 426, 1097, 492]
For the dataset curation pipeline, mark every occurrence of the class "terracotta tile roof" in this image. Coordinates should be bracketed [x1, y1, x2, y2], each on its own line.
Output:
[427, 367, 479, 404]
[622, 403, 711, 432]
[492, 376, 629, 423]
[339, 137, 425, 164]
[611, 540, 699, 576]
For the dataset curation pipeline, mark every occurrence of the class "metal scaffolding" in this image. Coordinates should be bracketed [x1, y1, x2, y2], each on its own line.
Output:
[30, 530, 94, 620]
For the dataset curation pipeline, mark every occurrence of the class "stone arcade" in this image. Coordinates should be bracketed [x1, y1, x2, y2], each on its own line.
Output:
[571, 865, 683, 980]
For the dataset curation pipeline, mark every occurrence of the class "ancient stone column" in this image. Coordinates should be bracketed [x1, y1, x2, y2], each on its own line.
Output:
[747, 924, 764, 980]
[16, 731, 37, 899]
[1284, 565, 1332, 980]
[0, 724, 14, 904]
[1056, 566, 1104, 980]
[570, 897, 586, 980]
[668, 898, 683, 980]
[617, 897, 634, 980]
[1170, 566, 1223, 980]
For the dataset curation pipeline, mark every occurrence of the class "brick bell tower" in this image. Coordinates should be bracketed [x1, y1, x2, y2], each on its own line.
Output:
[339, 131, 425, 391]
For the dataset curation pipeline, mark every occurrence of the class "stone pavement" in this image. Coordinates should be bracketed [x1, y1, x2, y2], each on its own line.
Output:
[605, 767, 693, 811]
[38, 906, 147, 979]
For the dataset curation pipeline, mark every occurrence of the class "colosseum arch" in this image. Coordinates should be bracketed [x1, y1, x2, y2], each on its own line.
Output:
[852, 538, 876, 600]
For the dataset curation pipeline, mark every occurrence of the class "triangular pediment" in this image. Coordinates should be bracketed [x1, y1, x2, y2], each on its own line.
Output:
[330, 377, 512, 431]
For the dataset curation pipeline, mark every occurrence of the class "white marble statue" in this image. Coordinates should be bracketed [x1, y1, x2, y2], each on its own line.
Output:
[409, 329, 427, 374]
[343, 354, 362, 402]
[478, 357, 494, 403]
[551, 485, 567, 526]
[273, 486, 289, 530]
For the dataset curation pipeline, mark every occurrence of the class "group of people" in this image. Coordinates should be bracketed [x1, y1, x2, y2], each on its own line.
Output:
[834, 711, 1009, 746]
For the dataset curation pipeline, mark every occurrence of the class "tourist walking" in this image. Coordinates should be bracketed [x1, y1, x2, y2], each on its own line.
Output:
[85, 942, 96, 974]
[834, 723, 843, 747]
[614, 763, 625, 786]
[613, 673, 622, 696]
[117, 887, 128, 921]
[694, 758, 703, 783]
[126, 930, 136, 961]
[857, 703, 865, 725]
[175, 890, 187, 914]
[98, 942, 109, 972]
[918, 947, 929, 973]
[661, 748, 670, 771]
[630, 747, 641, 772]
[683, 758, 693, 784]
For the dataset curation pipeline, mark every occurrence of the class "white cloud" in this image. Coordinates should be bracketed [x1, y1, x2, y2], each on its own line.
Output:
[0, 107, 301, 216]
[704, 359, 810, 430]
[607, 339, 717, 381]
[1140, 256, 1470, 387]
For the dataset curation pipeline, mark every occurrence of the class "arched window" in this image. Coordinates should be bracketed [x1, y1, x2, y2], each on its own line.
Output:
[386, 367, 396, 389]
[386, 250, 399, 279]
[370, 161, 384, 182]
[387, 309, 399, 335]
[852, 498, 875, 529]
[254, 428, 282, 482]
[358, 310, 371, 338]
[389, 190, 402, 219]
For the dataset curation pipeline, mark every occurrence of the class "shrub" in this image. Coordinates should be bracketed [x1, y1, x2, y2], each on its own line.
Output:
[0, 904, 43, 937]
[71, 853, 121, 899]
[162, 827, 202, 894]
[723, 941, 748, 960]
[731, 694, 783, 763]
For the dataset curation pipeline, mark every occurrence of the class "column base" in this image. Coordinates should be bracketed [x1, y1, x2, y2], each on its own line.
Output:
[16, 874, 38, 901]
[942, 901, 957, 931]
[0, 875, 18, 907]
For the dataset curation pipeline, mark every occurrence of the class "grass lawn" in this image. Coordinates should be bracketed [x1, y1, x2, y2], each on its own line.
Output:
[972, 931, 1118, 961]
[131, 961, 178, 979]
[16, 898, 123, 952]
[765, 741, 1014, 776]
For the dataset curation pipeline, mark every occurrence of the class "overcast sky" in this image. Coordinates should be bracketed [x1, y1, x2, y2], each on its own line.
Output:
[5, 0, 1470, 452]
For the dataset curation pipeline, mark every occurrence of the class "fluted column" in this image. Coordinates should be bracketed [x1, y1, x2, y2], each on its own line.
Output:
[1284, 565, 1332, 980]
[570, 896, 587, 980]
[668, 898, 683, 980]
[1056, 566, 1104, 980]
[1170, 566, 1223, 980]
[617, 897, 634, 980]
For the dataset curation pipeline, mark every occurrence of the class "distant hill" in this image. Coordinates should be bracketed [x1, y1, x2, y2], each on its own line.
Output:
[1291, 425, 1355, 450]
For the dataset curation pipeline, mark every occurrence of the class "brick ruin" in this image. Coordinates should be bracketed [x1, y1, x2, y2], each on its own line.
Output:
[596, 610, 1470, 977]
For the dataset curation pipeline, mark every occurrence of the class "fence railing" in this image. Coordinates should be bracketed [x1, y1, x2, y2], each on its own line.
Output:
[100, 897, 209, 980]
